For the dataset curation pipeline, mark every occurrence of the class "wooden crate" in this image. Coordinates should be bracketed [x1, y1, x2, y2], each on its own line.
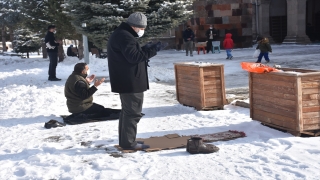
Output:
[195, 42, 207, 47]
[174, 62, 227, 110]
[249, 68, 320, 136]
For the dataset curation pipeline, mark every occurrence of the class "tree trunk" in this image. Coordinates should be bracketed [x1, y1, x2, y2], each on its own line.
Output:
[58, 42, 65, 62]
[9, 27, 15, 51]
[2, 25, 7, 52]
[78, 40, 84, 60]
[64, 39, 66, 46]
[74, 40, 78, 47]
[27, 52, 29, 58]
[42, 43, 48, 58]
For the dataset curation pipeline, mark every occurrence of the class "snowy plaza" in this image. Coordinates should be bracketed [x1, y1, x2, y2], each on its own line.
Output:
[0, 45, 320, 179]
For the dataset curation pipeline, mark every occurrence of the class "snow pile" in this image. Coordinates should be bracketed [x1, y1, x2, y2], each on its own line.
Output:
[0, 45, 320, 179]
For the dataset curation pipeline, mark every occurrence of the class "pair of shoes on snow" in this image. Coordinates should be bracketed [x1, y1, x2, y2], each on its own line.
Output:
[226, 56, 233, 60]
[48, 77, 61, 81]
[44, 120, 66, 129]
[122, 142, 149, 150]
[186, 137, 219, 154]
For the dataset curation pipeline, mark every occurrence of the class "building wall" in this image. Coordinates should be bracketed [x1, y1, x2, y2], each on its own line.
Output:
[175, 0, 254, 49]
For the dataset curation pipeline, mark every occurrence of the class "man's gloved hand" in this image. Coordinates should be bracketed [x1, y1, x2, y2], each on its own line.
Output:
[142, 42, 153, 49]
[153, 41, 168, 52]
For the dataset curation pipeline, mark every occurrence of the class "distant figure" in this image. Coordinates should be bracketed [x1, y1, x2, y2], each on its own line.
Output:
[45, 25, 62, 81]
[64, 63, 120, 121]
[256, 37, 272, 63]
[205, 25, 218, 53]
[67, 45, 77, 57]
[223, 33, 234, 60]
[183, 25, 195, 57]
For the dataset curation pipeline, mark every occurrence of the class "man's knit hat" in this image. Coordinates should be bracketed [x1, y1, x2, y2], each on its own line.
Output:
[126, 12, 147, 28]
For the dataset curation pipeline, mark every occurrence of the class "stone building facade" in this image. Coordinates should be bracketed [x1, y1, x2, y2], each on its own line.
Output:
[172, 0, 320, 49]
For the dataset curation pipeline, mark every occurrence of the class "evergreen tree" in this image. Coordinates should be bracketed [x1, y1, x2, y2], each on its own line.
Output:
[12, 29, 42, 58]
[0, 0, 21, 51]
[21, 0, 80, 60]
[64, 0, 193, 49]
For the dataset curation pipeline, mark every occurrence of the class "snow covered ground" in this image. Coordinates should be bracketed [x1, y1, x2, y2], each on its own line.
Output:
[0, 45, 320, 180]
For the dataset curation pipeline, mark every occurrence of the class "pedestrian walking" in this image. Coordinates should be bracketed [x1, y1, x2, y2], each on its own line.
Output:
[223, 33, 234, 59]
[256, 37, 272, 63]
[183, 25, 195, 57]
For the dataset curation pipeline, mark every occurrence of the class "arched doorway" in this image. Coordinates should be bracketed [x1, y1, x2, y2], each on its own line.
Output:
[269, 0, 287, 43]
[306, 0, 320, 42]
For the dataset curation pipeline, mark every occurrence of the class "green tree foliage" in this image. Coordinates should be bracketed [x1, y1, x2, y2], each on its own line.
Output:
[64, 0, 193, 49]
[13, 29, 42, 58]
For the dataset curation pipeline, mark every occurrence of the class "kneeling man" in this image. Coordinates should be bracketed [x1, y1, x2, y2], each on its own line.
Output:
[64, 63, 120, 122]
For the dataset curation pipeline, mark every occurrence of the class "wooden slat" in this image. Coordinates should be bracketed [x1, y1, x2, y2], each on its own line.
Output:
[303, 117, 320, 124]
[177, 82, 200, 89]
[254, 109, 296, 122]
[176, 70, 199, 76]
[203, 80, 221, 86]
[303, 124, 320, 131]
[280, 68, 319, 73]
[203, 71, 221, 77]
[252, 81, 296, 94]
[301, 75, 320, 81]
[254, 104, 296, 119]
[205, 100, 222, 107]
[253, 77, 296, 88]
[302, 88, 320, 95]
[252, 93, 296, 107]
[302, 100, 320, 107]
[177, 78, 200, 85]
[252, 98, 296, 113]
[204, 89, 222, 94]
[178, 91, 201, 99]
[249, 72, 253, 118]
[252, 88, 296, 101]
[296, 77, 303, 132]
[176, 66, 198, 72]
[220, 65, 227, 105]
[252, 73, 296, 83]
[303, 111, 320, 118]
[302, 106, 320, 113]
[199, 67, 205, 108]
[204, 93, 221, 98]
[174, 65, 179, 101]
[176, 74, 199, 81]
[253, 113, 296, 130]
[301, 81, 320, 88]
[177, 85, 200, 93]
[302, 94, 320, 100]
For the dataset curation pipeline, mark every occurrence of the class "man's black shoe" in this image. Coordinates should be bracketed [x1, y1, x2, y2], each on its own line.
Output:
[48, 77, 61, 81]
[44, 120, 66, 129]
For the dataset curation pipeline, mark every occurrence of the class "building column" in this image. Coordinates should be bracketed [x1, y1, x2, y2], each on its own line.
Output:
[283, 0, 311, 44]
[258, 0, 274, 42]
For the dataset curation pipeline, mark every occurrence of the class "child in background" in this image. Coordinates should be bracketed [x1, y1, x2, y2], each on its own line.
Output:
[223, 33, 234, 59]
[256, 37, 272, 63]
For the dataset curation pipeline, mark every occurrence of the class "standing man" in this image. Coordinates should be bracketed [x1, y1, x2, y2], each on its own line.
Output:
[107, 12, 167, 150]
[45, 25, 61, 81]
[183, 25, 195, 57]
[205, 25, 218, 53]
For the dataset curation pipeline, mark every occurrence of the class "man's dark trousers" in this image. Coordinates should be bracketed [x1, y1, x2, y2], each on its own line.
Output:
[48, 52, 58, 79]
[207, 39, 213, 53]
[119, 93, 144, 148]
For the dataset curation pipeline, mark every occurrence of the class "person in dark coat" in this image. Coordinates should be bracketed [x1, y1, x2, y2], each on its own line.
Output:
[64, 63, 120, 122]
[45, 25, 61, 81]
[107, 12, 167, 150]
[183, 25, 195, 56]
[67, 45, 77, 57]
[256, 37, 272, 63]
[205, 25, 218, 53]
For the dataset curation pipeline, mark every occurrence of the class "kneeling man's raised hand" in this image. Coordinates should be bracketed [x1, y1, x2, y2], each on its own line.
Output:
[94, 78, 105, 87]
